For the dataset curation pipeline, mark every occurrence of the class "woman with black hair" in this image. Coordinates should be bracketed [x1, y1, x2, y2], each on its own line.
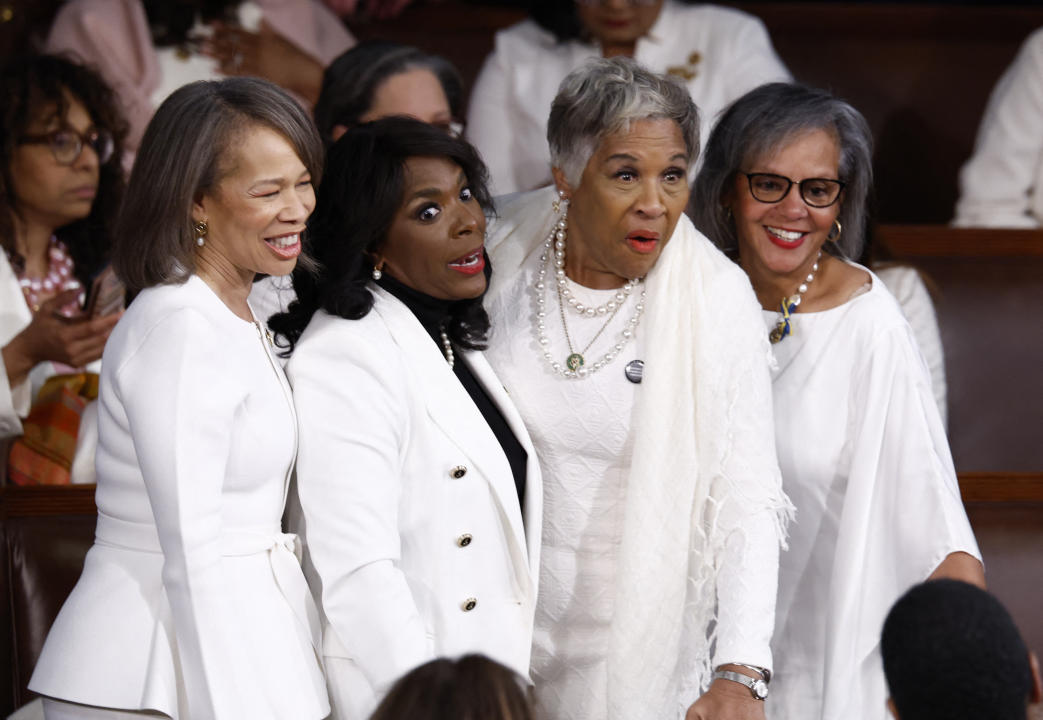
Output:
[273, 117, 542, 720]
[466, 0, 790, 194]
[0, 54, 126, 442]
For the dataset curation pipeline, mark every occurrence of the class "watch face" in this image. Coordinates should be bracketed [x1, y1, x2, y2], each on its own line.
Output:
[753, 679, 769, 700]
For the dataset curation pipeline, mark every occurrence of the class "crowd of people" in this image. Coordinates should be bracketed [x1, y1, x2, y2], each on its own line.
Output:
[1, 1, 1039, 719]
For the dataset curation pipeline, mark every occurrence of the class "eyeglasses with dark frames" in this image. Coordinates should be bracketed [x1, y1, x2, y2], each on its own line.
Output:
[18, 127, 114, 166]
[743, 172, 845, 209]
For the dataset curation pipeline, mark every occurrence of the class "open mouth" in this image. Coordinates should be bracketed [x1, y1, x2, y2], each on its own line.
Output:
[765, 226, 807, 249]
[625, 231, 660, 254]
[448, 247, 485, 276]
[265, 232, 302, 259]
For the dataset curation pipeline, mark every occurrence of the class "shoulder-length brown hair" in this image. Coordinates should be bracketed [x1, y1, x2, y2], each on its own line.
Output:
[113, 77, 323, 291]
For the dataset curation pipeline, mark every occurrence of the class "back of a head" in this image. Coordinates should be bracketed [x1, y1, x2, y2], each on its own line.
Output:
[881, 579, 1032, 720]
[369, 655, 533, 720]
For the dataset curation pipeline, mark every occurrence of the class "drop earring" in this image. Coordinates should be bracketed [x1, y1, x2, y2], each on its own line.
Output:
[371, 261, 384, 281]
[194, 221, 208, 247]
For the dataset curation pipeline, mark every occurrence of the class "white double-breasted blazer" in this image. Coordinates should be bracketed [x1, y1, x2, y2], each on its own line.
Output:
[29, 275, 329, 719]
[287, 286, 542, 720]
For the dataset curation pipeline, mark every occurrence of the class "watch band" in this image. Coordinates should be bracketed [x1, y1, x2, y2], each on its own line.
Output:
[732, 663, 772, 683]
[712, 669, 769, 700]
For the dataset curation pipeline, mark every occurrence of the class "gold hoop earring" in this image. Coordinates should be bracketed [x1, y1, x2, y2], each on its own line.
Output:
[829, 219, 842, 242]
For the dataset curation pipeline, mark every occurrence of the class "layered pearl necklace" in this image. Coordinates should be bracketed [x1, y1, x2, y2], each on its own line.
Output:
[768, 250, 822, 344]
[9, 236, 82, 313]
[531, 197, 646, 379]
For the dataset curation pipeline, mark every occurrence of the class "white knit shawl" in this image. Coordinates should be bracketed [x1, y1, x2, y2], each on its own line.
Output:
[487, 187, 792, 720]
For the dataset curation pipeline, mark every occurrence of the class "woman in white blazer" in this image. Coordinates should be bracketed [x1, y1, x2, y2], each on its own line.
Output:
[29, 78, 330, 719]
[272, 118, 541, 720]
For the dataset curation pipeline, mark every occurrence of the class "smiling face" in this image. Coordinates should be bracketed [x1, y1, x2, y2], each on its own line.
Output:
[377, 155, 487, 301]
[9, 90, 101, 235]
[727, 127, 842, 289]
[554, 117, 689, 289]
[193, 124, 314, 285]
[575, 0, 664, 56]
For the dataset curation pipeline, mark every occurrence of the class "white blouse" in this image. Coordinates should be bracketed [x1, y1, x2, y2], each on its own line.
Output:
[763, 270, 980, 720]
[466, 1, 790, 194]
[487, 258, 777, 718]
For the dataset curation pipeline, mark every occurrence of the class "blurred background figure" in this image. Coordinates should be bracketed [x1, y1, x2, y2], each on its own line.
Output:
[953, 26, 1043, 228]
[45, 0, 354, 155]
[314, 40, 464, 144]
[28, 77, 329, 719]
[1, 54, 125, 461]
[466, 0, 789, 194]
[881, 580, 1043, 720]
[691, 81, 983, 720]
[369, 654, 534, 720]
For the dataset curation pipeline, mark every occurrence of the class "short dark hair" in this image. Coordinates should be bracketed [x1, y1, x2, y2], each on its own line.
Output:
[369, 655, 534, 720]
[113, 77, 323, 291]
[0, 54, 127, 286]
[881, 580, 1033, 720]
[313, 41, 464, 143]
[269, 117, 493, 354]
[690, 82, 873, 260]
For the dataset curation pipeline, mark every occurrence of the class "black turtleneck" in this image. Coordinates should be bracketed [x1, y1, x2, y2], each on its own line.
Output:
[376, 273, 527, 507]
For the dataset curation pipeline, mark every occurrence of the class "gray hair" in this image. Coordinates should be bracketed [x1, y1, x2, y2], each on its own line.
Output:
[690, 82, 873, 259]
[548, 57, 699, 187]
[114, 78, 323, 291]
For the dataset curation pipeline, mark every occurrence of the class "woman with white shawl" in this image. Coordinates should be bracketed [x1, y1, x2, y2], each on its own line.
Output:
[484, 57, 791, 720]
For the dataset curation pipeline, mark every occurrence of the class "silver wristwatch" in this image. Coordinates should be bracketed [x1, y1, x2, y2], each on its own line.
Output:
[711, 669, 769, 700]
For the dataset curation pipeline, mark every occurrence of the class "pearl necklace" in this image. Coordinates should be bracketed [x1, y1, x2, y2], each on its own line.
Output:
[531, 198, 646, 379]
[440, 328, 455, 369]
[768, 250, 822, 344]
[10, 236, 82, 312]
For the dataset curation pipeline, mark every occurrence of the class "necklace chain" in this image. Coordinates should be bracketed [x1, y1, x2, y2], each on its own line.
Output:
[769, 250, 822, 344]
[440, 328, 455, 369]
[531, 195, 646, 379]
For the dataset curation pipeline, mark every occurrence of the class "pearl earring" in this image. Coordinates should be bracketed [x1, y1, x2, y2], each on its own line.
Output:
[372, 263, 383, 281]
[194, 220, 208, 247]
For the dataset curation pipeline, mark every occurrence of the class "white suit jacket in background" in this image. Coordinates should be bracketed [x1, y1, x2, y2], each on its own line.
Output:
[466, 0, 790, 194]
[288, 286, 542, 720]
[29, 275, 329, 720]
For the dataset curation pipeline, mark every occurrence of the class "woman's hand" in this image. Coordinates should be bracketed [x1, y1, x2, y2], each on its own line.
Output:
[206, 21, 324, 105]
[685, 674, 767, 720]
[2, 290, 121, 387]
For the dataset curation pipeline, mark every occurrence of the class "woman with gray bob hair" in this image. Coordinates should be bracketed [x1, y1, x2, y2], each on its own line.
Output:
[547, 56, 699, 188]
[483, 56, 791, 720]
[30, 77, 331, 719]
[691, 83, 983, 720]
[691, 82, 871, 260]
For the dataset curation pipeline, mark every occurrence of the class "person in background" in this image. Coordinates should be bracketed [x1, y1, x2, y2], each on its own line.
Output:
[485, 57, 790, 720]
[467, 0, 789, 194]
[314, 41, 464, 144]
[273, 118, 541, 720]
[46, 0, 354, 155]
[369, 655, 534, 720]
[691, 82, 984, 720]
[954, 26, 1043, 228]
[1, 54, 125, 443]
[881, 580, 1042, 720]
[29, 77, 328, 719]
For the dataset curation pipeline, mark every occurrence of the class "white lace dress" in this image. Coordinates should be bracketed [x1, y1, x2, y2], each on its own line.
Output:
[487, 259, 777, 718]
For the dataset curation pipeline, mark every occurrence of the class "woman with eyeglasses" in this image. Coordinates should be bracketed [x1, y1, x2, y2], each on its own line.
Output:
[466, 0, 789, 194]
[0, 54, 125, 443]
[690, 83, 984, 720]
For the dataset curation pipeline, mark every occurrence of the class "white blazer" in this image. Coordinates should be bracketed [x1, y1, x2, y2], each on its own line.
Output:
[287, 286, 542, 720]
[29, 276, 329, 720]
